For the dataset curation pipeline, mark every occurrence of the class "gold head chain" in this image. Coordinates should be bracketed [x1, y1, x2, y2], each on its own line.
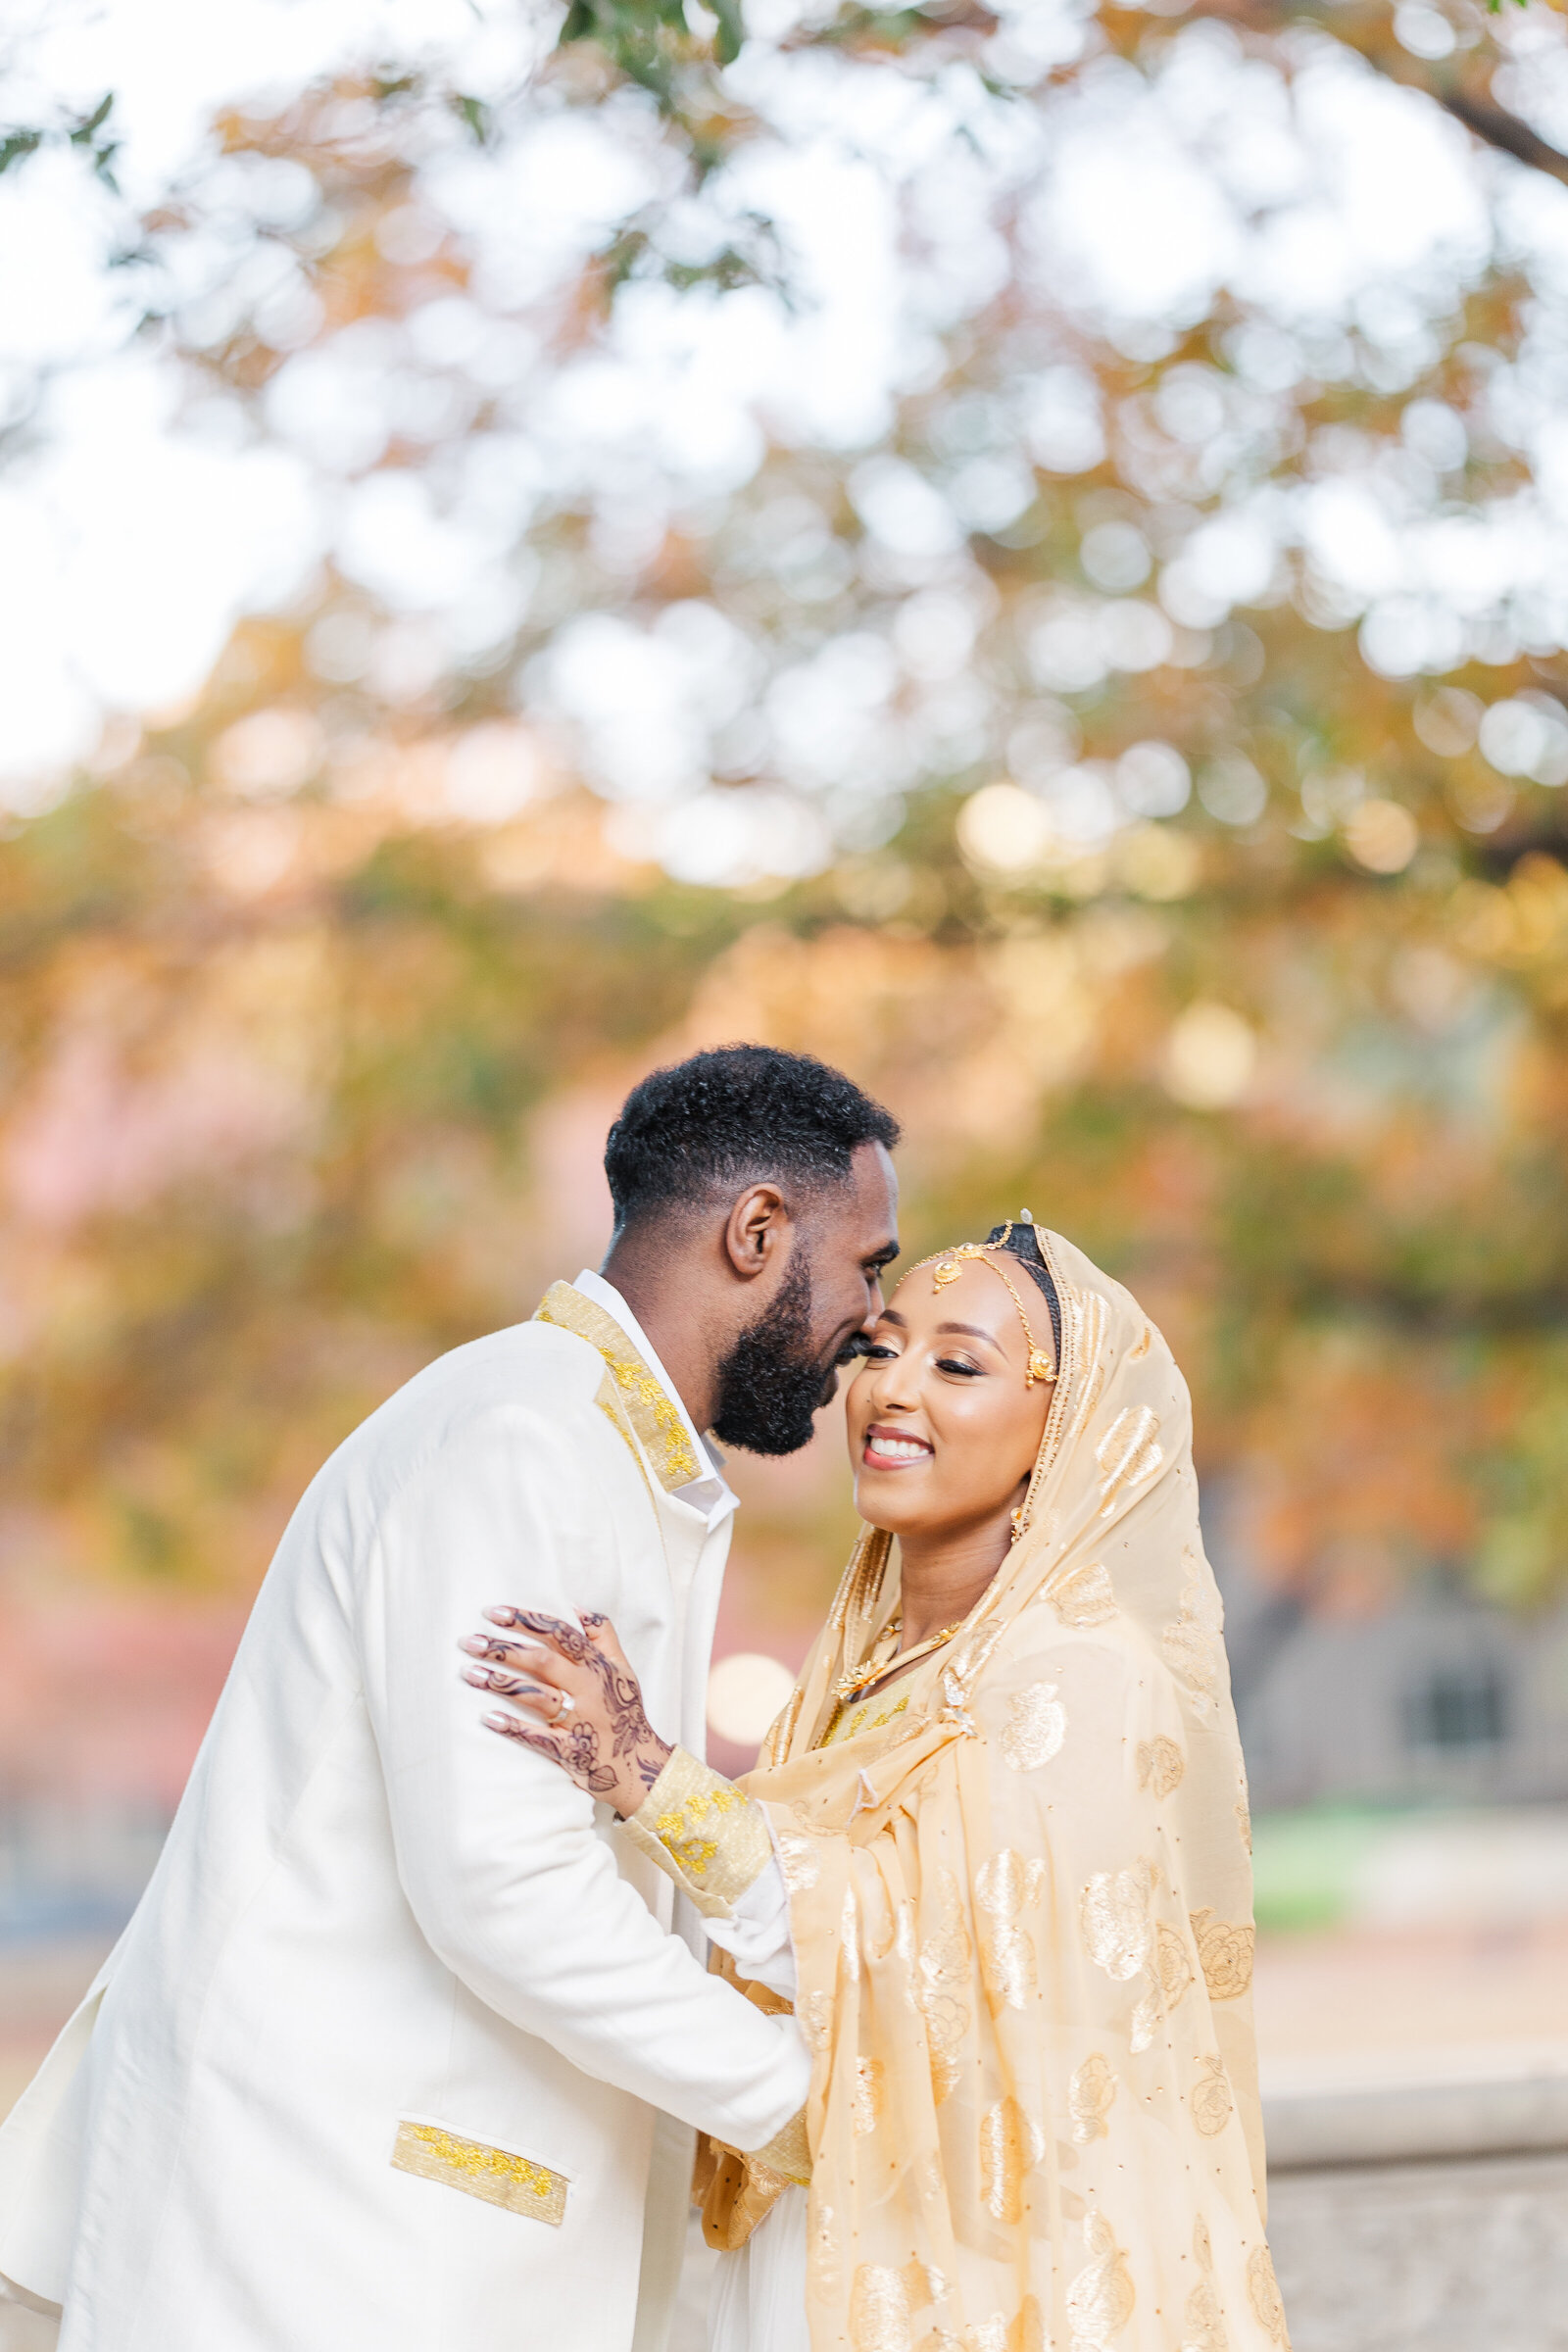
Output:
[905, 1216, 1055, 1388]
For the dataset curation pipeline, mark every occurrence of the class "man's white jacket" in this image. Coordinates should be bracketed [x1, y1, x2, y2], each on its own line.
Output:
[0, 1275, 808, 2352]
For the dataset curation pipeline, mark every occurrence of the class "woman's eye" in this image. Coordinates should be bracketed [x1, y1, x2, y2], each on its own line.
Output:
[864, 1343, 899, 1361]
[936, 1356, 983, 1378]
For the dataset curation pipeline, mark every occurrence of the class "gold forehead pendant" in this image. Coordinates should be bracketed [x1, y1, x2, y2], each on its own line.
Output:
[917, 1219, 1054, 1389]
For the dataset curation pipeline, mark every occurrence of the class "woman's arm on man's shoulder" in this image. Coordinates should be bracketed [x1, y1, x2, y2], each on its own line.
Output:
[360, 1403, 809, 2153]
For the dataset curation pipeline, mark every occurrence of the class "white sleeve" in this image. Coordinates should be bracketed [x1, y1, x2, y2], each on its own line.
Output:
[705, 1854, 798, 2002]
[358, 1400, 809, 2154]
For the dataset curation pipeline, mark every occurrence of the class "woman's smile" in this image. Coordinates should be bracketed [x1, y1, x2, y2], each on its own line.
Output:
[861, 1423, 934, 1469]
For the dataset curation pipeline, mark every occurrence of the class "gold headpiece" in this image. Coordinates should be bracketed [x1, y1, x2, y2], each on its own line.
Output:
[906, 1216, 1055, 1388]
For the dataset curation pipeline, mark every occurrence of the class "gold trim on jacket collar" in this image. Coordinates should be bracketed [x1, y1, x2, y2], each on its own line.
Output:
[534, 1281, 703, 1493]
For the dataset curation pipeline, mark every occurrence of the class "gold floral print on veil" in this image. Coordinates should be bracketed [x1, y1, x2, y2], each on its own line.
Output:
[1003, 1681, 1067, 1771]
[1181, 2217, 1230, 2352]
[1247, 2244, 1290, 2344]
[842, 1884, 862, 1984]
[963, 2303, 1046, 2352]
[852, 2056, 886, 2137]
[917, 1866, 972, 2103]
[1079, 1861, 1154, 1984]
[977, 1849, 1047, 2011]
[1095, 1405, 1164, 1516]
[1190, 1909, 1255, 2000]
[1136, 1735, 1185, 1798]
[848, 2263, 908, 2352]
[776, 1831, 821, 1891]
[1065, 2212, 1136, 2349]
[981, 2095, 1044, 2224]
[849, 2258, 956, 2352]
[1191, 2054, 1235, 2137]
[811, 2199, 842, 2302]
[1162, 1546, 1223, 1716]
[1041, 1558, 1118, 1628]
[1156, 1920, 1196, 2007]
[1068, 2052, 1118, 2144]
[1063, 1288, 1109, 1443]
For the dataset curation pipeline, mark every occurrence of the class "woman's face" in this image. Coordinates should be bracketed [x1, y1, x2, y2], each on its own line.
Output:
[845, 1256, 1054, 1542]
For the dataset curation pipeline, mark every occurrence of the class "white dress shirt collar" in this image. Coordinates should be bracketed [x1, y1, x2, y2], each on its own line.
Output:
[572, 1267, 736, 1525]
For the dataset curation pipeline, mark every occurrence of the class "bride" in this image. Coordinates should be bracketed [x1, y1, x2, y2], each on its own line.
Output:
[461, 1220, 1288, 2352]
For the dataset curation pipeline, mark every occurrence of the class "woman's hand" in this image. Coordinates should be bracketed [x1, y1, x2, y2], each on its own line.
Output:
[459, 1608, 673, 1820]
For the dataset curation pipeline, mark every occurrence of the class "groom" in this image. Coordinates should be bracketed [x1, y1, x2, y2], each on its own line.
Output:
[0, 1046, 900, 2352]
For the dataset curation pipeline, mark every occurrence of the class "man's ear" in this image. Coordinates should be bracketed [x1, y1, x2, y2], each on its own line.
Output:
[723, 1182, 791, 1281]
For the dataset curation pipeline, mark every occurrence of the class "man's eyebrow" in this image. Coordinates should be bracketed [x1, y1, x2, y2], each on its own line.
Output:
[865, 1243, 900, 1267]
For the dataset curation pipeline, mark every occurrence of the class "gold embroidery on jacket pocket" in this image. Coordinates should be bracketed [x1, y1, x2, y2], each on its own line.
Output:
[391, 2120, 568, 2226]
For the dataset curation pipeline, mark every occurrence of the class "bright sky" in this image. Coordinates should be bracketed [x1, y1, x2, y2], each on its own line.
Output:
[3, 0, 1568, 877]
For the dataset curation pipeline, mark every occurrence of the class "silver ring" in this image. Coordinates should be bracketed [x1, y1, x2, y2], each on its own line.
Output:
[555, 1692, 576, 1717]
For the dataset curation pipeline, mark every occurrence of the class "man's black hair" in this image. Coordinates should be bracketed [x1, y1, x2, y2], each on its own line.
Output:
[605, 1045, 899, 1233]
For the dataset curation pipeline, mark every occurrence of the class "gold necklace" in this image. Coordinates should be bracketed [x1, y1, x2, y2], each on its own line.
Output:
[833, 1614, 965, 1704]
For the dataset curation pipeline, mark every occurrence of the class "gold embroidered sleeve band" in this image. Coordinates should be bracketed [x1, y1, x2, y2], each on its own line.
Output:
[619, 1746, 775, 1919]
[746, 2102, 810, 2186]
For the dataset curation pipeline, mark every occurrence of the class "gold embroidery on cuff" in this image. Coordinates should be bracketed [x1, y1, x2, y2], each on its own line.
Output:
[619, 1746, 774, 1918]
[751, 2104, 810, 2185]
[391, 2121, 567, 2225]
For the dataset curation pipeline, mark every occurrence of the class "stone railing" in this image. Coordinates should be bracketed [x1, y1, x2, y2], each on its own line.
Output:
[1263, 2047, 1568, 2352]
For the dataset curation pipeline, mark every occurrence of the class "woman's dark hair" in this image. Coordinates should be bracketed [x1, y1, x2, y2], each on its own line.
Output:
[605, 1045, 899, 1232]
[985, 1218, 1063, 1363]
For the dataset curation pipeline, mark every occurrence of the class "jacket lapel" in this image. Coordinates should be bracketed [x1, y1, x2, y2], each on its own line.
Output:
[533, 1281, 704, 1499]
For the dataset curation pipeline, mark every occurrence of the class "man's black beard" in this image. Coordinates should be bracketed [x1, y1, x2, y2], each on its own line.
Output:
[710, 1251, 842, 1457]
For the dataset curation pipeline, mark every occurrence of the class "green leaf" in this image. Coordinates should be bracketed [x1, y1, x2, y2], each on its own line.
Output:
[451, 92, 491, 145]
[710, 0, 745, 64]
[69, 92, 115, 144]
[0, 128, 43, 177]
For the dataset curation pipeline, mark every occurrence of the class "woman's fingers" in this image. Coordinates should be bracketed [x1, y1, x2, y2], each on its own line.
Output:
[579, 1612, 634, 1675]
[461, 1663, 562, 1717]
[482, 1709, 566, 1763]
[482, 1605, 591, 1663]
[459, 1632, 567, 1688]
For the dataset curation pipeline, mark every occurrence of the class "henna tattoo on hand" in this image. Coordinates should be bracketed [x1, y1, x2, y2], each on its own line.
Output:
[503, 1608, 593, 1664]
[476, 1608, 672, 1813]
[562, 1720, 619, 1798]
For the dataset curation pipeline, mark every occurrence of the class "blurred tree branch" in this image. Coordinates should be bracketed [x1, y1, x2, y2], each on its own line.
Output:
[1196, 0, 1568, 189]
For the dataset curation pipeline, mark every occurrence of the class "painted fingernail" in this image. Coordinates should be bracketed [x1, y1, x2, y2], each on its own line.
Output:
[481, 1712, 514, 1732]
[459, 1635, 489, 1654]
[482, 1606, 514, 1623]
[461, 1665, 490, 1686]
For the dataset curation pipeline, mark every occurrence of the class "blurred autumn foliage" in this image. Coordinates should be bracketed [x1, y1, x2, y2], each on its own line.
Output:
[6, 0, 1568, 1661]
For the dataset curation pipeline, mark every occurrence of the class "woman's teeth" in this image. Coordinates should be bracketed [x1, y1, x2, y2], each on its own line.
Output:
[866, 1435, 931, 1462]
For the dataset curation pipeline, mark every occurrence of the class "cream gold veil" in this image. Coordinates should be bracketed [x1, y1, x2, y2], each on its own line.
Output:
[716, 1227, 1288, 2352]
